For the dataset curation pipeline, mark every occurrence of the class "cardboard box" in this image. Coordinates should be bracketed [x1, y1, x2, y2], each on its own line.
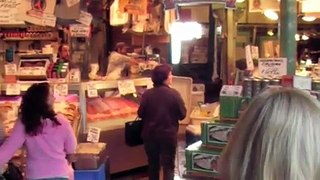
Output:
[201, 122, 234, 148]
[185, 141, 221, 176]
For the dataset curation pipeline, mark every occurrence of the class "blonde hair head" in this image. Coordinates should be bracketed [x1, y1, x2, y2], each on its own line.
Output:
[220, 87, 320, 180]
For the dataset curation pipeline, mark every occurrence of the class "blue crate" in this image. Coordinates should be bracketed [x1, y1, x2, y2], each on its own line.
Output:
[74, 164, 106, 180]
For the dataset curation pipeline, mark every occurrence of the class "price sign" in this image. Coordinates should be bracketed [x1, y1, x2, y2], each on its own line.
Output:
[42, 13, 56, 27]
[118, 80, 136, 95]
[258, 58, 287, 78]
[6, 84, 20, 95]
[4, 64, 17, 75]
[76, 11, 93, 26]
[251, 46, 259, 59]
[53, 84, 68, 96]
[66, 0, 80, 7]
[87, 83, 98, 97]
[220, 85, 243, 97]
[69, 24, 90, 37]
[69, 68, 81, 82]
[245, 45, 254, 70]
[293, 76, 312, 90]
[87, 127, 101, 143]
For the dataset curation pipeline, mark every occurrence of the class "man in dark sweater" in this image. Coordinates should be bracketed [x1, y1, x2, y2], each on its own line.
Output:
[138, 65, 186, 180]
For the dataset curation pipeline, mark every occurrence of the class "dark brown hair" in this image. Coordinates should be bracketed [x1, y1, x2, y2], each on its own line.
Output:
[151, 64, 172, 86]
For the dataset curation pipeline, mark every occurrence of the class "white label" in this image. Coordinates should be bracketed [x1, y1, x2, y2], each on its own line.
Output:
[6, 84, 20, 95]
[118, 80, 136, 95]
[245, 45, 254, 70]
[66, 0, 80, 7]
[0, 0, 25, 25]
[53, 84, 68, 96]
[42, 13, 56, 27]
[251, 46, 259, 59]
[69, 24, 90, 37]
[87, 83, 98, 97]
[76, 11, 93, 26]
[293, 76, 312, 90]
[220, 85, 243, 97]
[87, 127, 101, 143]
[5, 64, 17, 75]
[69, 68, 81, 82]
[258, 58, 287, 78]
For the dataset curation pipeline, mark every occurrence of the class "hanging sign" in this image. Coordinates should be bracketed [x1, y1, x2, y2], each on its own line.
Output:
[42, 13, 56, 27]
[66, 0, 79, 7]
[220, 85, 243, 97]
[76, 10, 92, 26]
[258, 58, 287, 78]
[6, 84, 20, 95]
[53, 84, 68, 96]
[87, 83, 98, 98]
[293, 76, 312, 90]
[0, 0, 25, 25]
[4, 64, 17, 76]
[87, 127, 101, 143]
[118, 80, 136, 95]
[245, 45, 254, 70]
[69, 24, 90, 37]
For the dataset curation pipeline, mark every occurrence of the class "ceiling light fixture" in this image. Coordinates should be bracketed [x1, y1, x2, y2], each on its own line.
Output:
[264, 10, 279, 21]
[302, 34, 309, 40]
[302, 16, 316, 22]
[236, 0, 246, 3]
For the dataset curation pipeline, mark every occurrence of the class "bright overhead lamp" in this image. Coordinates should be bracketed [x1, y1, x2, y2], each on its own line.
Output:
[295, 34, 300, 41]
[264, 10, 279, 21]
[302, 34, 309, 40]
[302, 16, 316, 22]
[236, 0, 245, 3]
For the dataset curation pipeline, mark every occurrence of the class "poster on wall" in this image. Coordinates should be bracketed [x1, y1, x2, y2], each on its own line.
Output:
[19, 0, 56, 25]
[249, 0, 279, 12]
[258, 58, 287, 78]
[0, 0, 25, 25]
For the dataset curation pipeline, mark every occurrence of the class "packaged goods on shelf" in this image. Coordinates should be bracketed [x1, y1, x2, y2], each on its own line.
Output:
[201, 121, 234, 149]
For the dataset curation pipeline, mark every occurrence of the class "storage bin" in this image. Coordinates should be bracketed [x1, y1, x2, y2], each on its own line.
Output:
[74, 163, 106, 180]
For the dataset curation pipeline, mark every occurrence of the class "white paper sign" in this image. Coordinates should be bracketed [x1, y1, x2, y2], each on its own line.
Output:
[258, 58, 287, 78]
[87, 127, 101, 143]
[6, 84, 20, 95]
[293, 76, 312, 90]
[220, 85, 243, 97]
[245, 45, 254, 70]
[118, 80, 136, 95]
[0, 0, 25, 25]
[69, 24, 90, 37]
[76, 11, 93, 26]
[87, 83, 98, 97]
[66, 0, 80, 7]
[251, 46, 259, 59]
[5, 64, 17, 75]
[69, 68, 81, 82]
[53, 84, 68, 96]
[42, 13, 56, 27]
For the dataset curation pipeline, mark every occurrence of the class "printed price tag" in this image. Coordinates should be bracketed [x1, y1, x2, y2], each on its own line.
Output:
[53, 84, 68, 96]
[293, 76, 312, 90]
[4, 64, 17, 75]
[220, 85, 243, 97]
[42, 13, 56, 27]
[87, 83, 98, 97]
[66, 0, 80, 7]
[87, 127, 101, 143]
[69, 68, 81, 82]
[6, 84, 20, 95]
[76, 11, 93, 26]
[118, 80, 136, 95]
[258, 58, 287, 78]
[69, 24, 90, 37]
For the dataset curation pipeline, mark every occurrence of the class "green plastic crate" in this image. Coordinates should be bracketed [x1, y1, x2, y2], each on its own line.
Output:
[220, 96, 244, 118]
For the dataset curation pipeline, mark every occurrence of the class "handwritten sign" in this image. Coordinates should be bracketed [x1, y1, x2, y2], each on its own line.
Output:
[6, 84, 20, 95]
[87, 127, 101, 143]
[0, 0, 24, 25]
[293, 76, 312, 90]
[245, 45, 254, 70]
[5, 64, 17, 75]
[76, 11, 93, 26]
[42, 13, 56, 27]
[87, 83, 98, 98]
[53, 84, 68, 96]
[220, 85, 243, 97]
[66, 0, 80, 7]
[118, 80, 136, 95]
[258, 58, 287, 78]
[69, 24, 90, 37]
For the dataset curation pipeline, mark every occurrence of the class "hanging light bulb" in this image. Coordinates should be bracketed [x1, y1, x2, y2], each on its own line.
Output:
[295, 34, 300, 41]
[302, 34, 309, 40]
[302, 16, 316, 22]
[264, 10, 279, 21]
[267, 29, 274, 36]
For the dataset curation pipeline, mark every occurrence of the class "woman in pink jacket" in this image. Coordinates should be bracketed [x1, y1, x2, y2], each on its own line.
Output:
[0, 83, 77, 180]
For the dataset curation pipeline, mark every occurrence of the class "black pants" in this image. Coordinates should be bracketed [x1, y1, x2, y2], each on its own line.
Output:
[144, 136, 177, 180]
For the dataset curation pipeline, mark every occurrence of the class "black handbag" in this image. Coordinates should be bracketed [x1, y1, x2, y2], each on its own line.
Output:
[125, 118, 143, 147]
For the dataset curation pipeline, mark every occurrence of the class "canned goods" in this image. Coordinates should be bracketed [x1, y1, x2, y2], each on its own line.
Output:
[243, 78, 252, 98]
[261, 79, 270, 89]
[312, 80, 320, 91]
[270, 79, 281, 86]
[252, 78, 262, 96]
